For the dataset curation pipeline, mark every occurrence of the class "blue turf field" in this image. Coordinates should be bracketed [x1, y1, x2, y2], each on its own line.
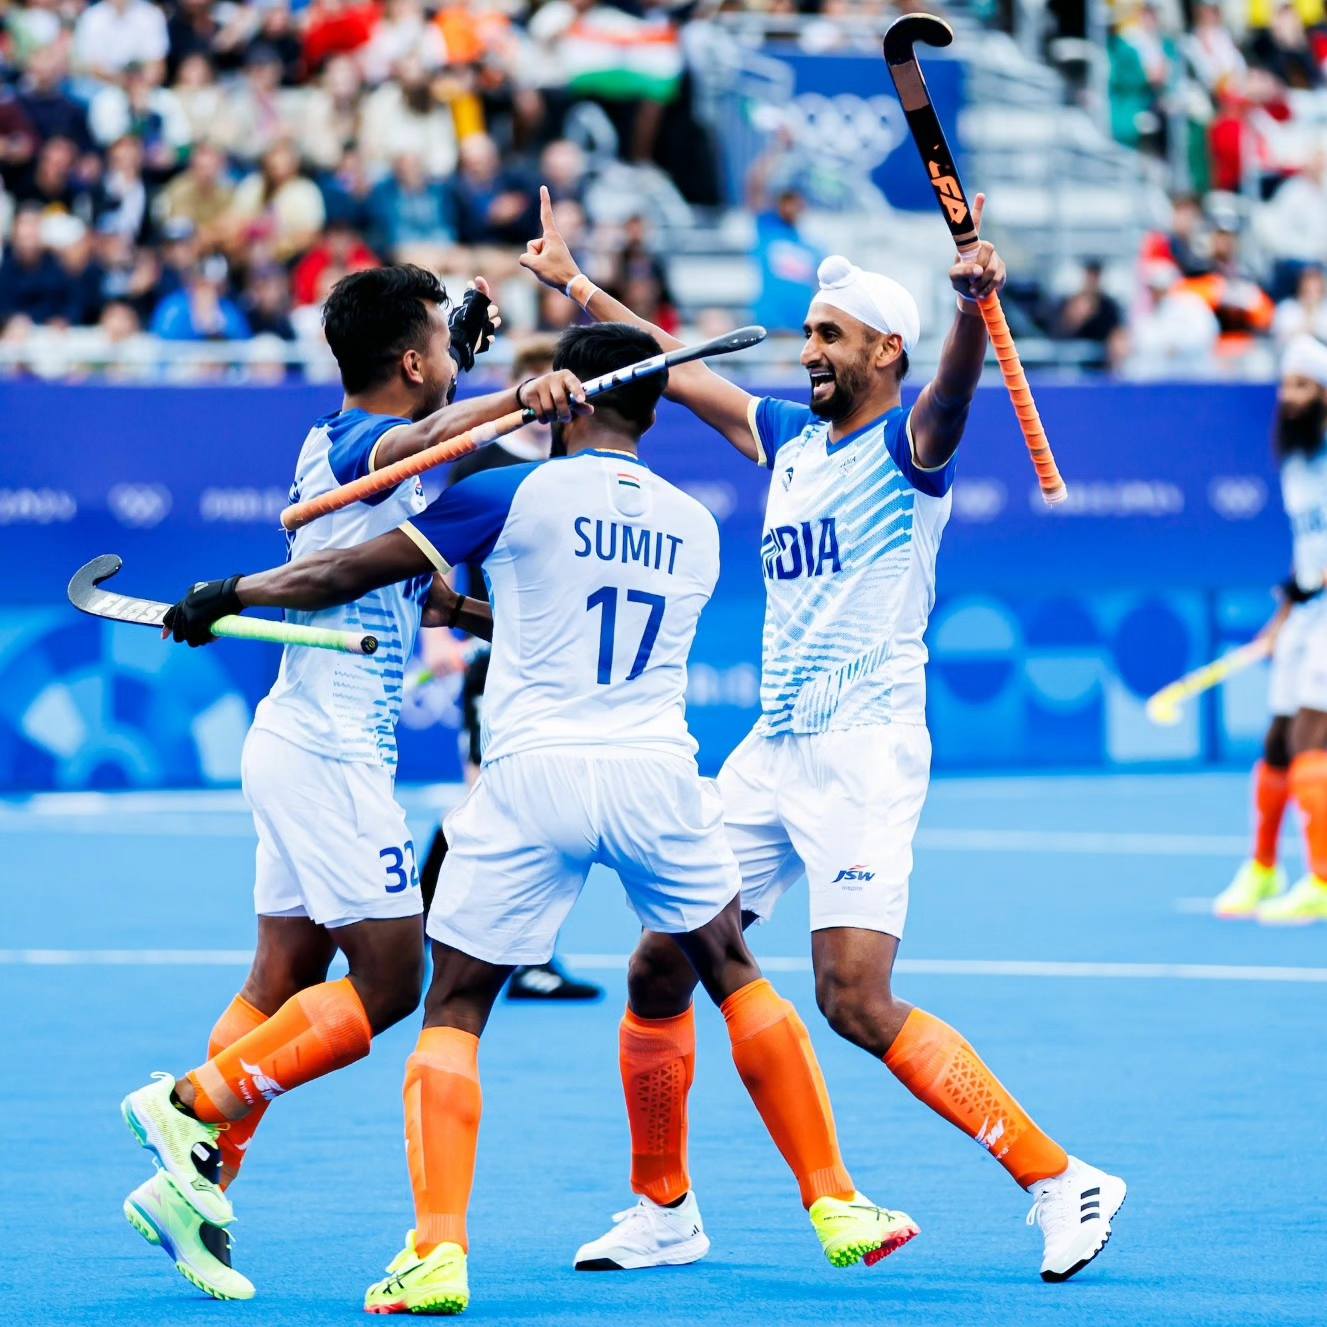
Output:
[3, 770, 1325, 1327]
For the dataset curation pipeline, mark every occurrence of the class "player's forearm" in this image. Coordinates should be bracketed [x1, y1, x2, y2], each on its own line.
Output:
[236, 553, 378, 611]
[912, 301, 986, 467]
[373, 387, 525, 470]
[453, 598, 493, 641]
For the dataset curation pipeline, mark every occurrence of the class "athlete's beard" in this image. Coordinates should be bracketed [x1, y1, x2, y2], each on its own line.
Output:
[808, 351, 872, 423]
[1275, 397, 1327, 461]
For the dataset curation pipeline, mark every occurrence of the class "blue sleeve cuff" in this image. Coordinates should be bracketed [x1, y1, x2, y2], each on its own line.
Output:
[887, 407, 957, 498]
[326, 411, 411, 503]
[752, 396, 816, 468]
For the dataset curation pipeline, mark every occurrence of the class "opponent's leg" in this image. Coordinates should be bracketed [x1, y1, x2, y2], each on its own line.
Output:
[811, 926, 1124, 1282]
[123, 916, 422, 1224]
[1264, 708, 1327, 923]
[364, 943, 511, 1316]
[1215, 717, 1291, 917]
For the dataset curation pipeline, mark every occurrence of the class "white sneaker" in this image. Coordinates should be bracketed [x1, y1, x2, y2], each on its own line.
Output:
[1026, 1156, 1126, 1282]
[573, 1193, 711, 1271]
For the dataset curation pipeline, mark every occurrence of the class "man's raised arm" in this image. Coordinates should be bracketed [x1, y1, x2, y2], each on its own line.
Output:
[519, 186, 762, 463]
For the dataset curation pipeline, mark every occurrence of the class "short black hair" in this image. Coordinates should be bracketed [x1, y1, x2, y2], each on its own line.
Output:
[553, 323, 665, 434]
[323, 265, 447, 394]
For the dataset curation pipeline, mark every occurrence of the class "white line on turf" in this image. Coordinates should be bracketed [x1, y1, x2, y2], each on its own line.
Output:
[3, 949, 1326, 982]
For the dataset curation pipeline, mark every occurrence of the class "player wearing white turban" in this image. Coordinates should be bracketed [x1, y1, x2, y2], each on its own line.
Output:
[523, 186, 1127, 1283]
[1215, 333, 1327, 924]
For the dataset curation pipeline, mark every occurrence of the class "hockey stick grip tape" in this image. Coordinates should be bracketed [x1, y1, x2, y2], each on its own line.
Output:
[210, 614, 378, 655]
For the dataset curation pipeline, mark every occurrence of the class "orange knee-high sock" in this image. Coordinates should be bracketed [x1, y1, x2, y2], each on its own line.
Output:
[620, 1005, 695, 1205]
[206, 995, 270, 1187]
[721, 979, 855, 1208]
[1253, 760, 1291, 869]
[404, 1027, 482, 1256]
[1290, 751, 1327, 878]
[187, 978, 371, 1123]
[884, 1008, 1068, 1188]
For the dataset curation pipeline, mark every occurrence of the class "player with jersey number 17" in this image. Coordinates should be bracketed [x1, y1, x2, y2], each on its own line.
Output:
[520, 184, 1127, 1283]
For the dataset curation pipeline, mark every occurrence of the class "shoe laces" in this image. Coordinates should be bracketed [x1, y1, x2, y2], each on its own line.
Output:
[1025, 1181, 1070, 1233]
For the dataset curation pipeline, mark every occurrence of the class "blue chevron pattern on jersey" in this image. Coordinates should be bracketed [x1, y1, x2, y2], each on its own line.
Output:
[752, 401, 953, 735]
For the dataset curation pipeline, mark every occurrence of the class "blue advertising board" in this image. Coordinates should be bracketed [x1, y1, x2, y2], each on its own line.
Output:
[0, 379, 1287, 790]
[760, 50, 966, 212]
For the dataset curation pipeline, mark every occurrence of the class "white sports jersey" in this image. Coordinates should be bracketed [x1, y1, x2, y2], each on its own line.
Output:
[1281, 447, 1327, 594]
[402, 448, 719, 764]
[746, 398, 954, 734]
[251, 408, 431, 772]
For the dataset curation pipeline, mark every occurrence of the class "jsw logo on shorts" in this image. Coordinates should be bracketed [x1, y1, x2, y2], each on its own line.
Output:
[761, 518, 841, 580]
[832, 865, 875, 883]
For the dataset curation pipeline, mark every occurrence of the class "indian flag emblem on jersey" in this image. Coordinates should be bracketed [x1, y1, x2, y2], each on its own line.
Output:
[617, 472, 641, 490]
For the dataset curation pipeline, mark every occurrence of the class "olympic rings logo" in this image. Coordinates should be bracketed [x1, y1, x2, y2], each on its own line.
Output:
[108, 483, 172, 528]
[1208, 477, 1268, 520]
[784, 93, 907, 168]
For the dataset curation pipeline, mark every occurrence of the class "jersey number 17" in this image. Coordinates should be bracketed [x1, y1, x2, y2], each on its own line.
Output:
[586, 587, 666, 685]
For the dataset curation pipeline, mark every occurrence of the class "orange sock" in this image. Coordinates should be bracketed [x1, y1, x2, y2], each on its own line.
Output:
[404, 1026, 482, 1255]
[885, 1008, 1067, 1188]
[620, 1005, 695, 1205]
[187, 977, 371, 1123]
[1290, 751, 1327, 878]
[1253, 760, 1291, 869]
[721, 979, 855, 1208]
[206, 995, 270, 1187]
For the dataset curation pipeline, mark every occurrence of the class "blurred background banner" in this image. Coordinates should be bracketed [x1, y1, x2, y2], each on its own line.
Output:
[0, 378, 1285, 792]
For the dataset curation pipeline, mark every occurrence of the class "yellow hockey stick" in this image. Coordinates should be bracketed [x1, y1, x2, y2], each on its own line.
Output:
[1144, 637, 1272, 726]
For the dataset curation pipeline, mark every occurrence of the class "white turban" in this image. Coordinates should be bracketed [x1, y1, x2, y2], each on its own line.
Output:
[807, 255, 921, 354]
[1283, 334, 1327, 388]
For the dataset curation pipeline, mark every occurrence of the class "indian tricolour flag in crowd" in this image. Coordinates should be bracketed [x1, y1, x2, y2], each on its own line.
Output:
[559, 6, 683, 104]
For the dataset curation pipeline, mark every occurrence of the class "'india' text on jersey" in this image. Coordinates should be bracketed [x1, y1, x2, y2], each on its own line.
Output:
[747, 397, 955, 734]
[251, 409, 430, 772]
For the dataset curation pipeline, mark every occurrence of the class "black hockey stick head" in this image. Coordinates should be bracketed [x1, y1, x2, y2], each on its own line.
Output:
[883, 14, 954, 66]
[68, 554, 124, 608]
[706, 324, 767, 355]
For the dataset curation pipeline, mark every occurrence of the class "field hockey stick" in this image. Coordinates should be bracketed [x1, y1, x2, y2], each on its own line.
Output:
[1144, 637, 1272, 726]
[68, 554, 379, 655]
[280, 325, 768, 531]
[883, 14, 1067, 507]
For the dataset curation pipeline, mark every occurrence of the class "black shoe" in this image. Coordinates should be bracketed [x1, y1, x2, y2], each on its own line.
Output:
[506, 957, 604, 1002]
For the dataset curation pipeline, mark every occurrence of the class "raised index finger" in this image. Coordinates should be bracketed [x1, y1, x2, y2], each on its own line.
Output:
[540, 184, 557, 233]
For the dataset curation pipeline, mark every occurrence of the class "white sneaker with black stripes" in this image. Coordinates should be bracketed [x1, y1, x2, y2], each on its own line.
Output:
[1026, 1156, 1126, 1282]
[573, 1193, 710, 1271]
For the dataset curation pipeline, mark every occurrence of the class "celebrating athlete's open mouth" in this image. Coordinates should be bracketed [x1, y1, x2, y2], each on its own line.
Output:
[808, 368, 835, 399]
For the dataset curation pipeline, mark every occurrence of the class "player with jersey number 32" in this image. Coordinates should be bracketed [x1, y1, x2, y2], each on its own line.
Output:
[521, 185, 1127, 1283]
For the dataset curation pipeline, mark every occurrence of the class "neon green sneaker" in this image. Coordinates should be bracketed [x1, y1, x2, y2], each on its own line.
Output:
[121, 1073, 233, 1227]
[1257, 873, 1327, 925]
[809, 1191, 919, 1268]
[364, 1232, 470, 1315]
[1213, 860, 1285, 918]
[124, 1171, 254, 1301]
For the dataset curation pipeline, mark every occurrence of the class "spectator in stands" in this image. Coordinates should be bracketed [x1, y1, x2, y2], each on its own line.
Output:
[156, 141, 234, 249]
[1256, 150, 1327, 295]
[452, 131, 538, 246]
[172, 53, 225, 148]
[0, 206, 72, 327]
[157, 218, 198, 299]
[94, 220, 160, 322]
[16, 46, 94, 154]
[0, 86, 38, 192]
[93, 135, 149, 243]
[1274, 264, 1327, 344]
[600, 213, 678, 335]
[291, 216, 377, 307]
[150, 255, 250, 340]
[14, 136, 93, 224]
[1174, 214, 1275, 357]
[1185, 2, 1245, 95]
[368, 152, 458, 265]
[218, 45, 291, 167]
[241, 262, 297, 341]
[1208, 68, 1295, 195]
[89, 62, 190, 175]
[359, 54, 461, 180]
[227, 140, 326, 264]
[541, 138, 588, 205]
[59, 224, 105, 325]
[165, 0, 221, 82]
[72, 0, 169, 84]
[319, 145, 376, 233]
[212, 0, 304, 85]
[1108, 0, 1180, 154]
[1249, 2, 1321, 90]
[361, 0, 449, 86]
[1054, 260, 1124, 368]
[752, 184, 823, 334]
[292, 56, 363, 175]
[303, 0, 381, 75]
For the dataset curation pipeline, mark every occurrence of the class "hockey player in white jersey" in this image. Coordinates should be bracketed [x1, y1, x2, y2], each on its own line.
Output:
[520, 187, 1127, 1283]
[1214, 333, 1327, 923]
[159, 322, 926, 1314]
[117, 265, 592, 1301]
